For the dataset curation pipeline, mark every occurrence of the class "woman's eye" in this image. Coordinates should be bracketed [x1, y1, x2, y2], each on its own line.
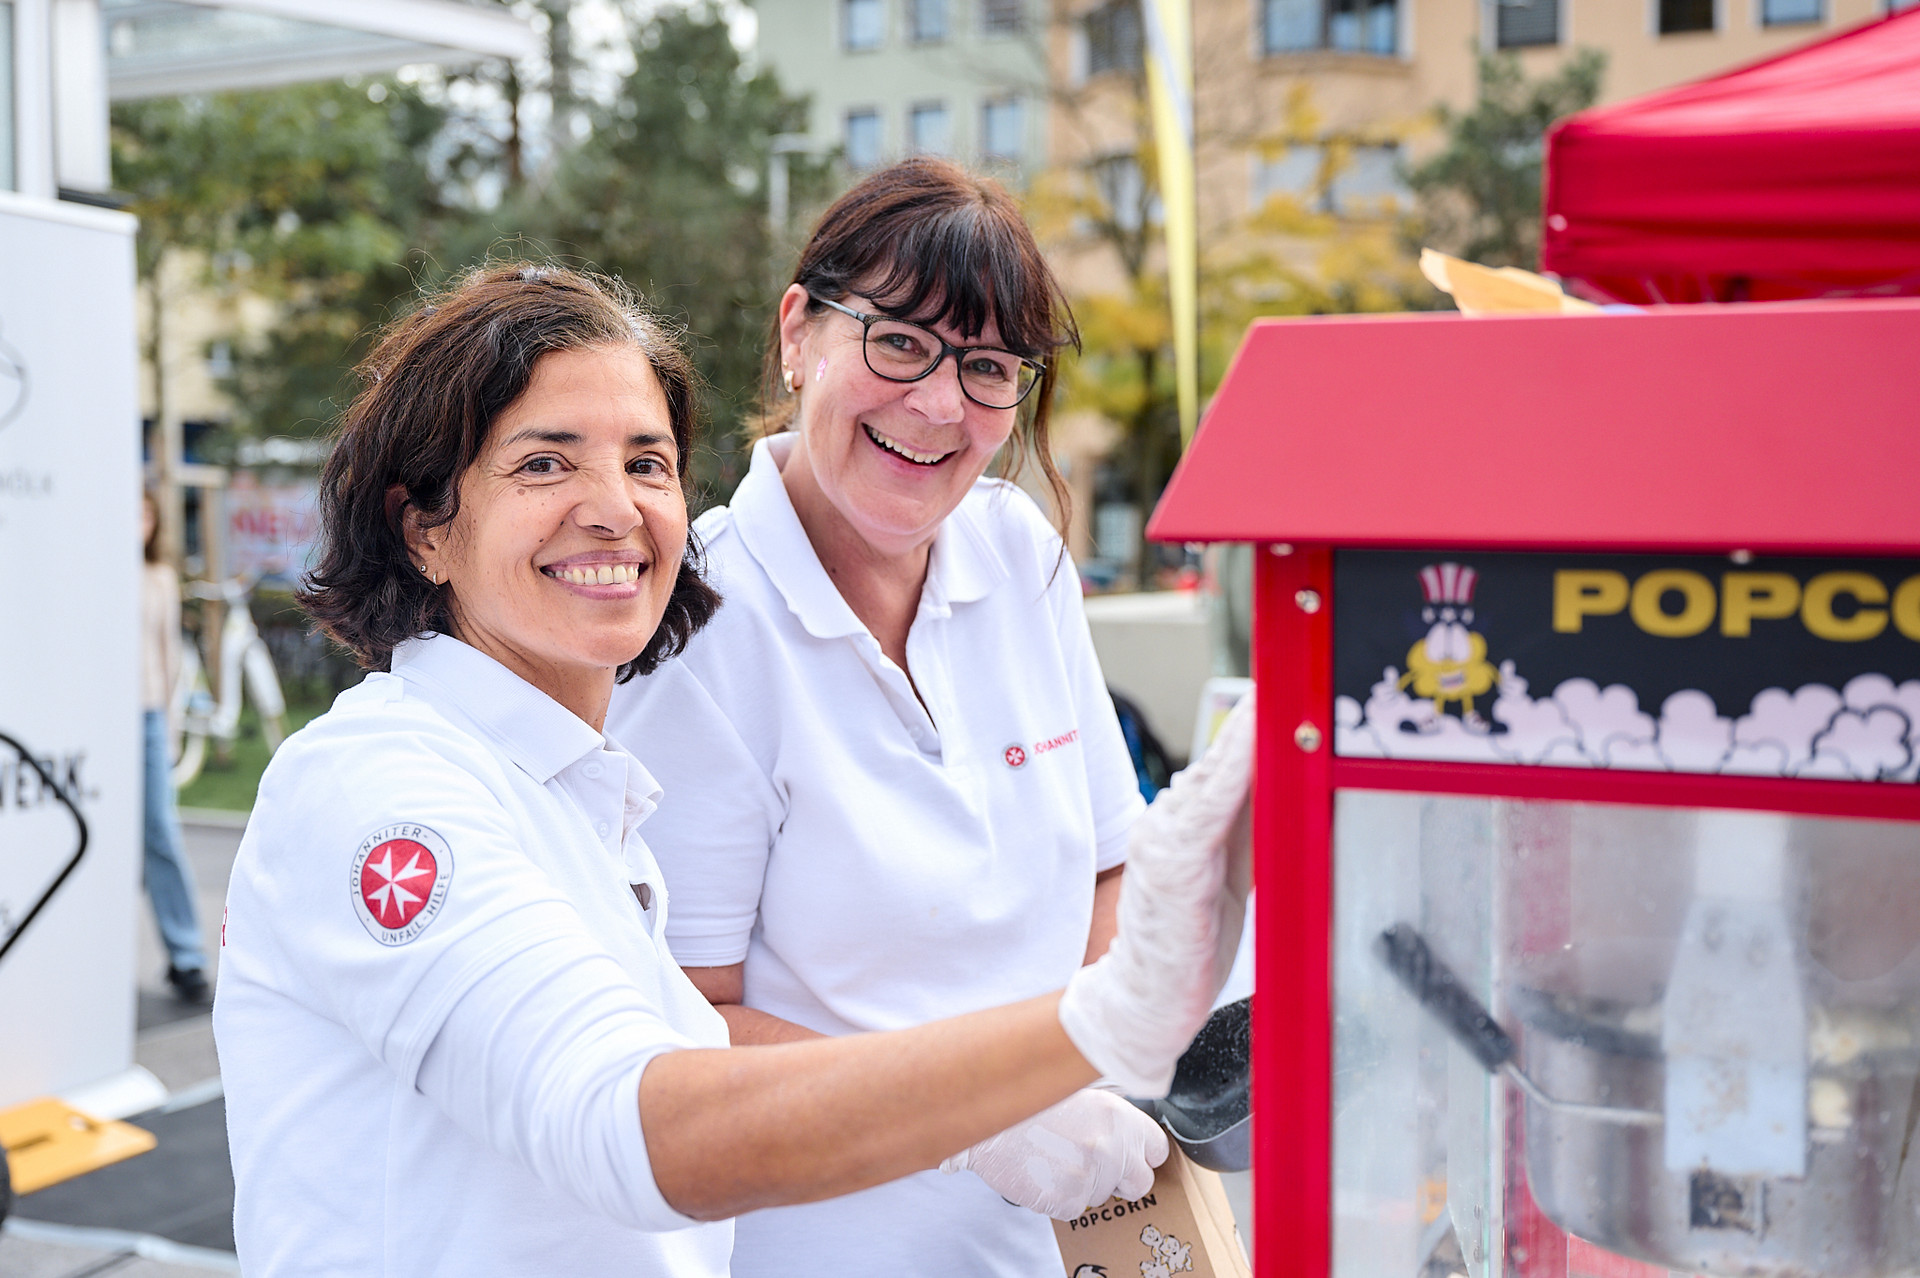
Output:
[630, 456, 670, 477]
[878, 331, 927, 357]
[520, 456, 561, 475]
[964, 356, 1014, 384]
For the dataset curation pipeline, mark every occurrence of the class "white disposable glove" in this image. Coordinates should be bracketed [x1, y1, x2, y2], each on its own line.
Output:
[940, 1088, 1169, 1221]
[1058, 692, 1255, 1097]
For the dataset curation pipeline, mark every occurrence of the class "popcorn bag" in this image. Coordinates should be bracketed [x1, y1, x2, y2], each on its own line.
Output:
[1053, 1145, 1251, 1278]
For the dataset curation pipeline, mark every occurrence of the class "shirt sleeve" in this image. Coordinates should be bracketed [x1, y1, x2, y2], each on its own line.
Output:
[245, 724, 706, 1232]
[609, 659, 782, 967]
[1047, 548, 1148, 873]
[413, 928, 705, 1232]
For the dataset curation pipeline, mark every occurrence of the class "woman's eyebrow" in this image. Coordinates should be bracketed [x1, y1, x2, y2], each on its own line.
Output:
[495, 427, 674, 450]
[499, 427, 581, 448]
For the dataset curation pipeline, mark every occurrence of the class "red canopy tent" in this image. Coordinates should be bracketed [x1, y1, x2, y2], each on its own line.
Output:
[1541, 7, 1920, 305]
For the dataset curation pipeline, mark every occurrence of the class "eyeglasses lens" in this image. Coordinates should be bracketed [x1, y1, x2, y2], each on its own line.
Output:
[863, 319, 1036, 409]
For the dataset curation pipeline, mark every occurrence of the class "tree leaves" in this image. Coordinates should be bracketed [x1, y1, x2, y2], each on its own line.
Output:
[1405, 49, 1605, 269]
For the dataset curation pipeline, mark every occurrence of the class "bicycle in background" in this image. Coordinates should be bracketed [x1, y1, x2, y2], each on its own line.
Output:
[170, 577, 288, 789]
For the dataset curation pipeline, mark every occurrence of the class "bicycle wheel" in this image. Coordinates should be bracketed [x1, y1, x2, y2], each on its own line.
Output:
[171, 647, 212, 789]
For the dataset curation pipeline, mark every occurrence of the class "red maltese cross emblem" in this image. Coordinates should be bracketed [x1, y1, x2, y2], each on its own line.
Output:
[351, 824, 453, 946]
[1003, 744, 1028, 769]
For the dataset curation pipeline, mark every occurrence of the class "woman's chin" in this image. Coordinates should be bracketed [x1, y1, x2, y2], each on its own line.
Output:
[840, 496, 956, 552]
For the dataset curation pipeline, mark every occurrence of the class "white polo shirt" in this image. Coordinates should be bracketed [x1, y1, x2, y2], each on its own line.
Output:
[607, 434, 1146, 1278]
[214, 633, 732, 1278]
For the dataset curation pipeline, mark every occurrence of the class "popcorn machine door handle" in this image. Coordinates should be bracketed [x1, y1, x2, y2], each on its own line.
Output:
[1376, 923, 1662, 1128]
[1375, 923, 1516, 1071]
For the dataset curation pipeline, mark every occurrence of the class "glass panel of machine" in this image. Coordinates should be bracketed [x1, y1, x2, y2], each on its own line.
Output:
[1334, 789, 1920, 1277]
[1334, 550, 1920, 782]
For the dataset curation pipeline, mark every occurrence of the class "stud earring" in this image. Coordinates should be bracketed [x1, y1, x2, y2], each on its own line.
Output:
[782, 366, 801, 394]
[419, 562, 436, 585]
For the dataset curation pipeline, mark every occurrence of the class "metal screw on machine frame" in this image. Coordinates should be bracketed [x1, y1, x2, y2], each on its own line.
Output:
[1294, 589, 1322, 613]
[1294, 721, 1323, 753]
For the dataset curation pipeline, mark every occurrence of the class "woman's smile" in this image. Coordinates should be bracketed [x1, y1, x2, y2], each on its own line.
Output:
[541, 552, 650, 595]
[861, 422, 955, 468]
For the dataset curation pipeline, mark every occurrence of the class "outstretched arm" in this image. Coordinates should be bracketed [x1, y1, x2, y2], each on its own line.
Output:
[640, 993, 1093, 1219]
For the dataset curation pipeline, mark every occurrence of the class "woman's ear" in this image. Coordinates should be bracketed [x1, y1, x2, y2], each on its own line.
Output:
[776, 284, 813, 383]
[390, 484, 439, 576]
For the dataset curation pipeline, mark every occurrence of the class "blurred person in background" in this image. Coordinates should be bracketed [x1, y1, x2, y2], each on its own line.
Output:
[141, 489, 209, 1003]
[213, 263, 1253, 1277]
[607, 158, 1170, 1276]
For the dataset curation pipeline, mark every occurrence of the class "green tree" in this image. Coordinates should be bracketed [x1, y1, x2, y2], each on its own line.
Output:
[1405, 49, 1605, 269]
[507, 4, 825, 497]
[114, 3, 821, 502]
[113, 79, 463, 445]
[1037, 77, 1432, 586]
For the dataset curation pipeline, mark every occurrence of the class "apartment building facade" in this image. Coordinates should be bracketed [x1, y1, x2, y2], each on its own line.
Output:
[1057, 0, 1918, 241]
[754, 0, 1052, 180]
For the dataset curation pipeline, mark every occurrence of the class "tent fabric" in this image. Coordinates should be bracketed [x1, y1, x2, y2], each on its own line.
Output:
[1541, 8, 1920, 305]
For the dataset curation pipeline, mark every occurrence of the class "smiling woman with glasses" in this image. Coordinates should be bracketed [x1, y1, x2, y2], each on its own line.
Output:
[607, 157, 1199, 1277]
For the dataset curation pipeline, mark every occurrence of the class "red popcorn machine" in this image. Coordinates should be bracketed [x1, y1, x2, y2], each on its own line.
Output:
[1149, 298, 1920, 1277]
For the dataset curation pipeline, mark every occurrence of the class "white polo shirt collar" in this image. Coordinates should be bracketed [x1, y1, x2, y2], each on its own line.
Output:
[392, 634, 663, 840]
[729, 434, 1010, 635]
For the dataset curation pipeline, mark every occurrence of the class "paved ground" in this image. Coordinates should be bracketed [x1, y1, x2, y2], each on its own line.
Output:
[3, 815, 241, 1277]
[5, 810, 1253, 1271]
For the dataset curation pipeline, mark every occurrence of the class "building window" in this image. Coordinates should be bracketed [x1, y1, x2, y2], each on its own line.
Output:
[909, 102, 951, 154]
[1262, 0, 1398, 55]
[1761, 0, 1821, 21]
[844, 0, 885, 50]
[1092, 153, 1149, 231]
[1658, 0, 1714, 32]
[845, 109, 883, 168]
[1252, 143, 1408, 214]
[1496, 0, 1559, 46]
[1086, 0, 1142, 74]
[981, 0, 1025, 32]
[982, 97, 1025, 160]
[909, 0, 949, 42]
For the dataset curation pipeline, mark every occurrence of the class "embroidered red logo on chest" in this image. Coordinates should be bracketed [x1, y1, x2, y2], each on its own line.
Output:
[350, 823, 453, 946]
[1004, 728, 1079, 771]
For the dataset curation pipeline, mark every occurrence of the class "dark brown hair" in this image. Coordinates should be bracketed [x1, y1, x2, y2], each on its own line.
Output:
[301, 262, 719, 680]
[764, 157, 1078, 528]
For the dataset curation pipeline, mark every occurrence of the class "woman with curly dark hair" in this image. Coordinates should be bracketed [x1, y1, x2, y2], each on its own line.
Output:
[212, 261, 1254, 1278]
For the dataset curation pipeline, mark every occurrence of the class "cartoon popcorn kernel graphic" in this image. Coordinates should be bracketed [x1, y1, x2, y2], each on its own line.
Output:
[1137, 1223, 1195, 1277]
[1398, 562, 1498, 730]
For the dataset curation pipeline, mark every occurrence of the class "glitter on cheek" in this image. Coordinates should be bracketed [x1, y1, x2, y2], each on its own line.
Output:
[815, 357, 827, 382]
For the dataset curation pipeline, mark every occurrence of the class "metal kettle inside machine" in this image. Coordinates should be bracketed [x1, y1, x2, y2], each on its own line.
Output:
[1382, 809, 1920, 1278]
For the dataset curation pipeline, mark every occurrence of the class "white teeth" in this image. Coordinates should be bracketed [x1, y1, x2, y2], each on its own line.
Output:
[550, 563, 640, 586]
[864, 424, 946, 465]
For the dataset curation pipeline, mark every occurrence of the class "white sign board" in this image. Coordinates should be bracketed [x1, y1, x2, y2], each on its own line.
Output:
[0, 191, 145, 1112]
[226, 470, 319, 585]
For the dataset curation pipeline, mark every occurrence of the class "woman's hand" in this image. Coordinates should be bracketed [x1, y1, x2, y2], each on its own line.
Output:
[940, 1088, 1168, 1220]
[1056, 694, 1255, 1097]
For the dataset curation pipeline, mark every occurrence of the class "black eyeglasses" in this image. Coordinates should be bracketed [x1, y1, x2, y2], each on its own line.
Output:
[811, 294, 1045, 410]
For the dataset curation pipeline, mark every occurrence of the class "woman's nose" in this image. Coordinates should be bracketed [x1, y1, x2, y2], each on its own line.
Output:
[573, 463, 643, 534]
[906, 353, 969, 422]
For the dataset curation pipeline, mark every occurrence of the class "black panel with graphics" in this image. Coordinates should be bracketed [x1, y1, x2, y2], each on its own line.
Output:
[1333, 551, 1920, 781]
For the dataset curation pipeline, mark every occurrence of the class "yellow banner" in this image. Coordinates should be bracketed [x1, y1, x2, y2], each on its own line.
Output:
[1139, 0, 1197, 446]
